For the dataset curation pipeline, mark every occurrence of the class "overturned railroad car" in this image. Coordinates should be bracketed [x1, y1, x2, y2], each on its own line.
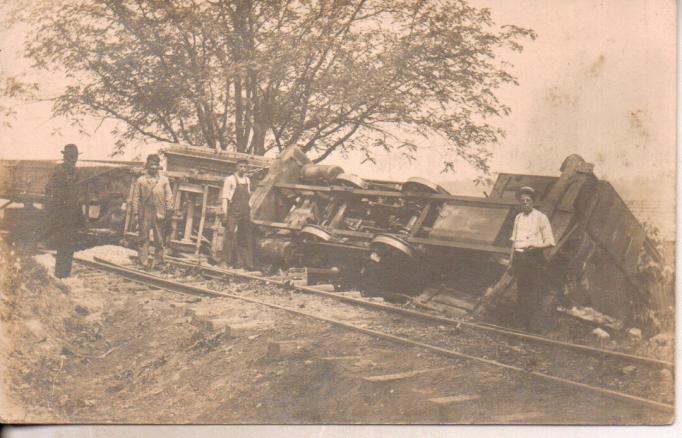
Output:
[121, 145, 272, 257]
[247, 147, 670, 323]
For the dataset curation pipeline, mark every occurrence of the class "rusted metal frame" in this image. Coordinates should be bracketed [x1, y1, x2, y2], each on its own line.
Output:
[195, 185, 209, 255]
[252, 219, 375, 240]
[74, 256, 674, 413]
[407, 237, 510, 255]
[304, 241, 372, 252]
[327, 201, 348, 229]
[407, 202, 432, 238]
[273, 183, 519, 206]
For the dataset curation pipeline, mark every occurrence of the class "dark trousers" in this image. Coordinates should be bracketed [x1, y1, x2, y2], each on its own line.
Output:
[222, 214, 254, 269]
[53, 227, 78, 278]
[138, 209, 166, 265]
[512, 249, 547, 331]
[55, 243, 75, 278]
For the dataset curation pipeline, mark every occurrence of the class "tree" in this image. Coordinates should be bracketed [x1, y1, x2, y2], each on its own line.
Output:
[12, 0, 534, 173]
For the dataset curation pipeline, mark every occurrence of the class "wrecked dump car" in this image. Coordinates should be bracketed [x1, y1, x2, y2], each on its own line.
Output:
[246, 147, 671, 325]
[0, 145, 672, 325]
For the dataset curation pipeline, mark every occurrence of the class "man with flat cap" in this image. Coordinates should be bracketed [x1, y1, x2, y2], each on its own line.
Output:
[509, 186, 555, 332]
[131, 154, 174, 269]
[45, 144, 85, 278]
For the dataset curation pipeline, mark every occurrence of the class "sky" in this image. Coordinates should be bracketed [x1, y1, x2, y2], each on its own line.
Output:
[0, 0, 676, 228]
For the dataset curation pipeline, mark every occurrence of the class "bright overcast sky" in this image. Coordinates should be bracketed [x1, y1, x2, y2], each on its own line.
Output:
[0, 0, 676, 204]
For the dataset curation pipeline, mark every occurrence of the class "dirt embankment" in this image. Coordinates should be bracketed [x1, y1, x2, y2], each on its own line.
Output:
[0, 240, 674, 424]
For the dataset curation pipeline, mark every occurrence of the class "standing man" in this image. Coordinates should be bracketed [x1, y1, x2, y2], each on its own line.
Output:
[131, 154, 174, 269]
[221, 158, 254, 269]
[45, 144, 85, 278]
[509, 186, 556, 332]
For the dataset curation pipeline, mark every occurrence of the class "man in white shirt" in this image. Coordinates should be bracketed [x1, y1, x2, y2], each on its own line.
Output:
[509, 186, 555, 332]
[221, 158, 254, 269]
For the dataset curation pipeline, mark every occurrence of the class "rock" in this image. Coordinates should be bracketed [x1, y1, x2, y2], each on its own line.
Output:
[622, 365, 637, 376]
[74, 305, 90, 316]
[651, 332, 673, 346]
[627, 328, 642, 339]
[591, 327, 610, 340]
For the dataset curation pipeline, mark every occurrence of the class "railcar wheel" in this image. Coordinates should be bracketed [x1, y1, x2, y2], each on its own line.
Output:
[401, 177, 450, 195]
[300, 224, 334, 242]
[333, 173, 368, 190]
[369, 234, 415, 258]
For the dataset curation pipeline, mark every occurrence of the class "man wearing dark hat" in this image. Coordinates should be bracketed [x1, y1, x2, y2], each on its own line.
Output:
[45, 144, 85, 278]
[509, 186, 555, 332]
[131, 154, 174, 269]
[220, 158, 254, 269]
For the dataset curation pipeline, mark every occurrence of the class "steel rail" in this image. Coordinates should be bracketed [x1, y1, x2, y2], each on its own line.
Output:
[164, 256, 674, 369]
[74, 256, 674, 413]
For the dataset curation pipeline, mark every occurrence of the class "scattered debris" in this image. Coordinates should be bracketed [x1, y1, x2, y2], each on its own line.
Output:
[362, 367, 456, 383]
[428, 394, 480, 405]
[564, 306, 623, 330]
[74, 245, 137, 265]
[650, 332, 673, 346]
[621, 365, 637, 376]
[591, 328, 610, 340]
[627, 328, 642, 340]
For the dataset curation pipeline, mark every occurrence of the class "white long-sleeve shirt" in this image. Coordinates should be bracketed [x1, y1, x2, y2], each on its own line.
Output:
[511, 208, 556, 250]
[221, 174, 251, 202]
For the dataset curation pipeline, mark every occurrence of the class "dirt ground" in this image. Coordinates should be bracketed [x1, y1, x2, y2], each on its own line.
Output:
[0, 240, 674, 424]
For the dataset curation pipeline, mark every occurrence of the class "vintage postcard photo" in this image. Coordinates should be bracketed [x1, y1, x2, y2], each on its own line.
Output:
[0, 0, 675, 425]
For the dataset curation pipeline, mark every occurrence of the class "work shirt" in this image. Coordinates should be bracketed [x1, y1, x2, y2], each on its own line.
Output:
[511, 208, 556, 251]
[221, 174, 252, 204]
[131, 173, 174, 220]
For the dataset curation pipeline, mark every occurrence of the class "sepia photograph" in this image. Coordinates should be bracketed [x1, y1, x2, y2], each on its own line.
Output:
[0, 0, 676, 426]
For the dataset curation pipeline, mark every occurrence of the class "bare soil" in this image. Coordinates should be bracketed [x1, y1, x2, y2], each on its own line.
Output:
[0, 241, 674, 424]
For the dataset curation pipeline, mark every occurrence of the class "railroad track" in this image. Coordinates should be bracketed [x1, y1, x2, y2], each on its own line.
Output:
[73, 255, 674, 414]
[165, 255, 673, 369]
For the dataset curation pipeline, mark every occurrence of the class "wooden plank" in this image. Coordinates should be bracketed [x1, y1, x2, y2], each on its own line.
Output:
[123, 175, 136, 234]
[362, 367, 456, 383]
[428, 394, 480, 405]
[182, 195, 195, 244]
[431, 294, 475, 311]
[178, 182, 205, 194]
[195, 185, 209, 255]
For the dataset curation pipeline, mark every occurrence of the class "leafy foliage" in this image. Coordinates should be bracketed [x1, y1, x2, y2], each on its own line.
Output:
[631, 221, 674, 334]
[0, 73, 39, 128]
[12, 0, 534, 172]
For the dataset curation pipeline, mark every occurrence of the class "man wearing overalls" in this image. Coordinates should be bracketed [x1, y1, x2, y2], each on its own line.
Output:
[221, 158, 255, 269]
[131, 154, 174, 269]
